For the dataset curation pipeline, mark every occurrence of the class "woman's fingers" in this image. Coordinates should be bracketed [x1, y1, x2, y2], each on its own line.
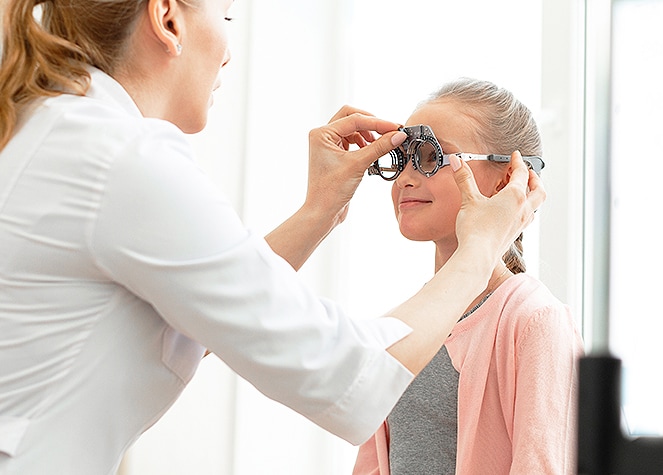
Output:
[525, 168, 546, 211]
[325, 109, 403, 139]
[327, 105, 376, 124]
[505, 151, 546, 225]
[304, 106, 406, 228]
[449, 152, 482, 199]
[452, 150, 547, 257]
[310, 109, 406, 172]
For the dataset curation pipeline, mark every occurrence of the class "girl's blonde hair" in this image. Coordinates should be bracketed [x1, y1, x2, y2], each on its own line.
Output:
[0, 0, 146, 150]
[423, 78, 543, 274]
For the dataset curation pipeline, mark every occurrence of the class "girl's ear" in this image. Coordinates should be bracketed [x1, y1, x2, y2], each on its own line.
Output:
[147, 0, 183, 56]
[494, 166, 512, 194]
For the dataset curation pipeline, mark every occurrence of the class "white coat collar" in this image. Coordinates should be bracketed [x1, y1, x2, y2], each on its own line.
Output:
[86, 67, 144, 119]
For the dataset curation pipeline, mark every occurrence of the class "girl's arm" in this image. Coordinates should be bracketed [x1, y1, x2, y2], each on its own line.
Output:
[510, 306, 584, 474]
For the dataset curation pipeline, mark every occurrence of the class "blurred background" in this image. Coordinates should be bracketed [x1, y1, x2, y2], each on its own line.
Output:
[117, 0, 663, 473]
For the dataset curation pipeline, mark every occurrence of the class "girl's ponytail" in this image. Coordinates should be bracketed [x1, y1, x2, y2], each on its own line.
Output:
[503, 233, 526, 274]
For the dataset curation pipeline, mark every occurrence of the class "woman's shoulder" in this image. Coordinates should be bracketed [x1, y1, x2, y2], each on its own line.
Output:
[47, 92, 182, 141]
[10, 92, 201, 209]
[38, 91, 194, 169]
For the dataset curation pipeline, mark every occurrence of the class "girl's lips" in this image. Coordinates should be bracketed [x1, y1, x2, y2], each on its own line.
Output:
[399, 198, 431, 210]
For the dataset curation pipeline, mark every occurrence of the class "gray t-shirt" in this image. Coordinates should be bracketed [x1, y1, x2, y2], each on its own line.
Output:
[387, 345, 459, 474]
[387, 293, 492, 474]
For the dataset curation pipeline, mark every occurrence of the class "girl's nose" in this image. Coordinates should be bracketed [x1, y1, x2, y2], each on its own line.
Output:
[394, 161, 419, 188]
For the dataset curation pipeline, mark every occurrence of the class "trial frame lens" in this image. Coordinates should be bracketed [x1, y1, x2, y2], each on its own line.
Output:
[409, 139, 442, 176]
[367, 125, 443, 181]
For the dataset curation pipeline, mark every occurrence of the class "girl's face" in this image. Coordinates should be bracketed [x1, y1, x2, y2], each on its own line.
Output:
[391, 101, 507, 250]
[174, 0, 233, 132]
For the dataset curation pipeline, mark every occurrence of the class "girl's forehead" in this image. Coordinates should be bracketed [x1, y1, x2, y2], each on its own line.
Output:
[406, 103, 481, 152]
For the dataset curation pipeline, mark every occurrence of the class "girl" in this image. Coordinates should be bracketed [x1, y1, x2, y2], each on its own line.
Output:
[354, 78, 583, 474]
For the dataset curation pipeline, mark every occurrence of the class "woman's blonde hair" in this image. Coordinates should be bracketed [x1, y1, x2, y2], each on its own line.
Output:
[423, 78, 543, 274]
[0, 0, 146, 150]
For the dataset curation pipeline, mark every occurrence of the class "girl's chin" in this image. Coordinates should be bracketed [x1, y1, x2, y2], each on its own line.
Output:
[398, 228, 435, 243]
[398, 223, 452, 244]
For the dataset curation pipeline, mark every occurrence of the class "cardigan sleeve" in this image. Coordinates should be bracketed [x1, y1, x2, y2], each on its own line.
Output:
[353, 421, 391, 475]
[508, 304, 584, 474]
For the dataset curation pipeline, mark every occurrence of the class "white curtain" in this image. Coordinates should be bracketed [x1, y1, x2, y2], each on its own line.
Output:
[119, 0, 584, 473]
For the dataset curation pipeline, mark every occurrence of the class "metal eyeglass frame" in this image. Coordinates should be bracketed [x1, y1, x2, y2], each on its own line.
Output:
[367, 124, 545, 181]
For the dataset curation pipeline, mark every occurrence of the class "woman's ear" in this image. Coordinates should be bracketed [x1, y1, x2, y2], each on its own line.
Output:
[147, 0, 183, 56]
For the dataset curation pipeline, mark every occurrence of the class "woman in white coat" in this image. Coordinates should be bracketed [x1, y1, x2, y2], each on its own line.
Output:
[0, 0, 545, 473]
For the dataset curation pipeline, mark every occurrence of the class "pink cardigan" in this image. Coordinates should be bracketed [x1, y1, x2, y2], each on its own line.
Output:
[353, 274, 584, 475]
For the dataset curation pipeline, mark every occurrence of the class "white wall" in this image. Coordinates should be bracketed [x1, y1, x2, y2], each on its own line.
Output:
[119, 0, 587, 473]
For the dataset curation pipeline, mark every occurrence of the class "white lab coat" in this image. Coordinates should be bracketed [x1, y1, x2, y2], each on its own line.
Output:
[0, 68, 413, 475]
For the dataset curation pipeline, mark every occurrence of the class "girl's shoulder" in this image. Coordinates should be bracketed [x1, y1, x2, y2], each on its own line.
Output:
[495, 274, 581, 346]
[497, 273, 566, 316]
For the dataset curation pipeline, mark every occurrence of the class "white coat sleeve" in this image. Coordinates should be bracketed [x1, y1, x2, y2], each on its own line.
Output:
[89, 121, 414, 445]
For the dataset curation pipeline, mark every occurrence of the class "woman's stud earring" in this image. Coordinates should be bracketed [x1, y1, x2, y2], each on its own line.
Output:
[176, 44, 182, 55]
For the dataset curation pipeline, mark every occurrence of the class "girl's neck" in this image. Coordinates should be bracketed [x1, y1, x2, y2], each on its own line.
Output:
[435, 243, 512, 317]
[463, 265, 512, 318]
[434, 241, 456, 273]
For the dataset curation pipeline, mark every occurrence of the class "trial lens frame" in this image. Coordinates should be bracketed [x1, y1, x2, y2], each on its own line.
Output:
[367, 124, 545, 181]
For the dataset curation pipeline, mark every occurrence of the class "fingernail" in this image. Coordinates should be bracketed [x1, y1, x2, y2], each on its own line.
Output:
[449, 153, 461, 171]
[391, 131, 407, 147]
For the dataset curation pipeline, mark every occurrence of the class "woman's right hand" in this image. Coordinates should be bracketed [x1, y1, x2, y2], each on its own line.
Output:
[450, 150, 546, 263]
[265, 106, 406, 271]
[305, 105, 406, 228]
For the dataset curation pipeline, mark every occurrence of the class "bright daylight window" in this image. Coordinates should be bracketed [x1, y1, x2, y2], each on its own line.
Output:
[610, 0, 663, 436]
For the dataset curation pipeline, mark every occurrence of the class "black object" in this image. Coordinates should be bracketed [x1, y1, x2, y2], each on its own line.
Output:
[578, 354, 663, 474]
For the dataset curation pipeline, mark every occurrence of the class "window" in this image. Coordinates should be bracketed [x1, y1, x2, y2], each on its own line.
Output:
[609, 0, 663, 436]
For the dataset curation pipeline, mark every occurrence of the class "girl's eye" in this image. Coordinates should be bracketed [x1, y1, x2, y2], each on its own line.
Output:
[225, 17, 234, 22]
